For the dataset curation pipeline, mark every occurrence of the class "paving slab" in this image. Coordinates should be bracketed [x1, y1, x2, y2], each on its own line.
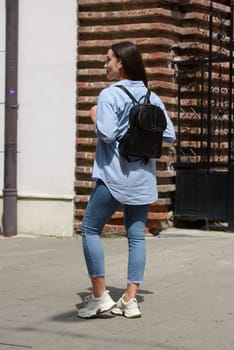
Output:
[0, 229, 234, 350]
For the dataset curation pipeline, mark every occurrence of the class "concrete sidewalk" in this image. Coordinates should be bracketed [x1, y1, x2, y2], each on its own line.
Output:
[0, 229, 234, 350]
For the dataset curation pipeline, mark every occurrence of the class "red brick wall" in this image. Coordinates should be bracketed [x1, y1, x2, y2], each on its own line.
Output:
[75, 0, 231, 236]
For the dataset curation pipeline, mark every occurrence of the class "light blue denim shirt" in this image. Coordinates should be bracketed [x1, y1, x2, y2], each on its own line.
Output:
[92, 80, 176, 205]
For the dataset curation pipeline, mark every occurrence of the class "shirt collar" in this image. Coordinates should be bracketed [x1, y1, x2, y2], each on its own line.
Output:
[111, 80, 145, 87]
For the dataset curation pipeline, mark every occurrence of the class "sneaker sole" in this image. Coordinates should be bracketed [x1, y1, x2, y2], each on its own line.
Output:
[111, 309, 141, 318]
[123, 312, 141, 319]
[99, 302, 117, 314]
[111, 309, 123, 316]
[78, 302, 116, 319]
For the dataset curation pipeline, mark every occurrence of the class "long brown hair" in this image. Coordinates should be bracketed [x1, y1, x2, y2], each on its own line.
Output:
[111, 41, 148, 87]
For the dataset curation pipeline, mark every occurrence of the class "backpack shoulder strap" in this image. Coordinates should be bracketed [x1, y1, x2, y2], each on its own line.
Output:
[116, 85, 138, 104]
[116, 85, 151, 105]
[143, 89, 151, 104]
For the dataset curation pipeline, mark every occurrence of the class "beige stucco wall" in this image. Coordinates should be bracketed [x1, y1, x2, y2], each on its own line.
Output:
[17, 0, 77, 236]
[18, 195, 74, 237]
[1, 0, 77, 236]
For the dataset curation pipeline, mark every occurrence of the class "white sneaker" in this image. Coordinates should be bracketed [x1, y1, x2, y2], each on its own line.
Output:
[78, 290, 116, 318]
[111, 294, 141, 318]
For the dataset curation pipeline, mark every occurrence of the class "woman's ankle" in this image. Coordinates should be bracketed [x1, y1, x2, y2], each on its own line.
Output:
[124, 283, 140, 301]
[91, 276, 106, 298]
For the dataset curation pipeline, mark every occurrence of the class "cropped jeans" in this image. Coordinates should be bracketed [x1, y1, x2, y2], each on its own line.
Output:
[81, 180, 149, 284]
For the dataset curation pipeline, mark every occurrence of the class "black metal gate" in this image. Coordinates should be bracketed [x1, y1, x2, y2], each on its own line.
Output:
[173, 1, 234, 231]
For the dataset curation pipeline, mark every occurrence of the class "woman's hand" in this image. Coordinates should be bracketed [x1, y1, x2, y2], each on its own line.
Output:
[90, 105, 97, 123]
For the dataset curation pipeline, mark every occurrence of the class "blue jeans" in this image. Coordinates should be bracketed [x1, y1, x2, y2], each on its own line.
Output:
[81, 180, 149, 284]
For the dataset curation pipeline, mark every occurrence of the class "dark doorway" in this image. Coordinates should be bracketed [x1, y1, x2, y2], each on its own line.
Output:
[173, 1, 234, 231]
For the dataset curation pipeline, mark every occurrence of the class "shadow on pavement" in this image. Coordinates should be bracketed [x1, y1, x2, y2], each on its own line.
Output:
[48, 285, 154, 322]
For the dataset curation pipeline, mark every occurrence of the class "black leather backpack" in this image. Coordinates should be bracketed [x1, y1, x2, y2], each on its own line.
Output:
[116, 85, 167, 162]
